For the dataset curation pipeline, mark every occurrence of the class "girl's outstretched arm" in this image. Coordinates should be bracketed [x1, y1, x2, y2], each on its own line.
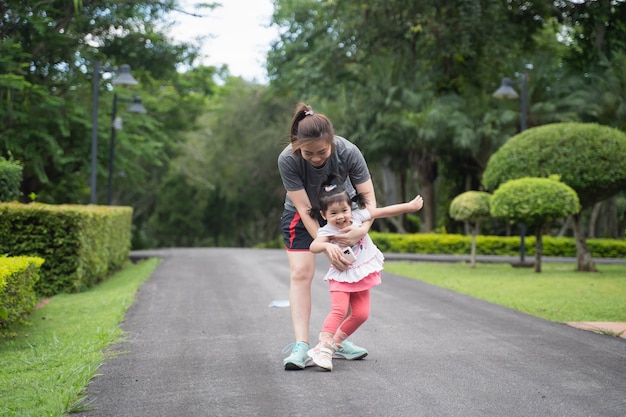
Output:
[369, 195, 424, 220]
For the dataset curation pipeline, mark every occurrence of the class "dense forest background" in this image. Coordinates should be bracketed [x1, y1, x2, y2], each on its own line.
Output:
[1, 0, 625, 249]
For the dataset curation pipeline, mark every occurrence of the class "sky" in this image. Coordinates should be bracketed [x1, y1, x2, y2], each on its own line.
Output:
[169, 0, 279, 83]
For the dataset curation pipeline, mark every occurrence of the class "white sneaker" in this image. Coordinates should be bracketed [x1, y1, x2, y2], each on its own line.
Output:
[307, 341, 336, 371]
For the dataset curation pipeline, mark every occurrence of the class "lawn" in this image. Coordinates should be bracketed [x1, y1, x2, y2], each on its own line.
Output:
[384, 261, 626, 322]
[0, 258, 159, 417]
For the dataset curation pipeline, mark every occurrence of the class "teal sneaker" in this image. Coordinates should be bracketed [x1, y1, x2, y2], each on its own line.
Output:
[333, 340, 368, 360]
[282, 342, 313, 370]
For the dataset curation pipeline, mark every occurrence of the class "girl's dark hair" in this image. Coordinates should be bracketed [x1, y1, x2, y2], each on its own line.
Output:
[289, 102, 335, 156]
[308, 174, 368, 222]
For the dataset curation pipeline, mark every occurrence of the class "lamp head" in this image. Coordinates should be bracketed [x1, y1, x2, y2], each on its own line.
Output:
[492, 77, 519, 99]
[128, 96, 147, 114]
[113, 64, 139, 86]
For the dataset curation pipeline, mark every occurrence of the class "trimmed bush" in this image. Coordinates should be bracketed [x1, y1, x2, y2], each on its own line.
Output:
[260, 231, 626, 259]
[490, 177, 580, 227]
[369, 232, 626, 258]
[0, 203, 133, 296]
[450, 191, 493, 267]
[449, 191, 491, 223]
[490, 177, 581, 272]
[482, 122, 626, 208]
[0, 256, 44, 331]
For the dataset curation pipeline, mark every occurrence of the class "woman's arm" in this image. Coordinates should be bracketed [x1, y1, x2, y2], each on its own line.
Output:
[287, 189, 320, 238]
[310, 235, 347, 266]
[332, 179, 376, 247]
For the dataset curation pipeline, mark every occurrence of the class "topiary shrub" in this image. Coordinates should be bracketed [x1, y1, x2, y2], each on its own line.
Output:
[482, 122, 626, 272]
[0, 256, 44, 332]
[490, 176, 581, 272]
[449, 191, 491, 267]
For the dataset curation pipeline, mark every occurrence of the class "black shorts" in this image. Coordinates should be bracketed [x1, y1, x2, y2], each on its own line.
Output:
[281, 209, 324, 251]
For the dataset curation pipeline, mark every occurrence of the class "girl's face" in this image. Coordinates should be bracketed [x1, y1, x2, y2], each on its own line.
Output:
[321, 200, 352, 228]
[299, 140, 331, 168]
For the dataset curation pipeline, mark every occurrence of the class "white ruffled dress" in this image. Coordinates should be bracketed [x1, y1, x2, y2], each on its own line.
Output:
[318, 209, 384, 292]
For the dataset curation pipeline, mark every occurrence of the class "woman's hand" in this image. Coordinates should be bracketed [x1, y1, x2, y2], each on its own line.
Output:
[332, 224, 368, 247]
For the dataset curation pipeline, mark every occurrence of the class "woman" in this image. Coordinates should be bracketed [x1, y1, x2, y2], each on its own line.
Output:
[278, 102, 377, 370]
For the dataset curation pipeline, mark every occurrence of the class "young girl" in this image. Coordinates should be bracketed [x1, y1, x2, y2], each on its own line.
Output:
[307, 181, 423, 371]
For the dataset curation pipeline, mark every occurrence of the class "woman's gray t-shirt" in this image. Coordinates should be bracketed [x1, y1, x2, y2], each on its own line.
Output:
[278, 136, 371, 211]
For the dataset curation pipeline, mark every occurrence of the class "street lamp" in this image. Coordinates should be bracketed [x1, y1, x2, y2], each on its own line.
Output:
[90, 62, 140, 204]
[493, 72, 529, 264]
[107, 94, 147, 205]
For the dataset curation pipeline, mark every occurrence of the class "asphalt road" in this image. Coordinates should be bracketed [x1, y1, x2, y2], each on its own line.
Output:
[78, 248, 626, 417]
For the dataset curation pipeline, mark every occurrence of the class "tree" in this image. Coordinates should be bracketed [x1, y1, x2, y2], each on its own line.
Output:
[145, 78, 292, 248]
[449, 191, 491, 268]
[0, 0, 207, 205]
[490, 177, 580, 273]
[0, 157, 23, 202]
[482, 122, 626, 271]
[555, 0, 626, 72]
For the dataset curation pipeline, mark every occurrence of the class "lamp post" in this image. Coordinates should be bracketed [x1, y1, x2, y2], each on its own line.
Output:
[90, 63, 140, 204]
[493, 72, 528, 263]
[107, 94, 146, 205]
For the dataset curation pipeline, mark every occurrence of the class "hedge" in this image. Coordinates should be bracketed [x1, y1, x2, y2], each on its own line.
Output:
[0, 203, 133, 296]
[0, 256, 44, 331]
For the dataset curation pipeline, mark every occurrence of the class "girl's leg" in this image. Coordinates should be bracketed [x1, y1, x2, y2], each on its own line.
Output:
[309, 291, 350, 371]
[321, 291, 351, 336]
[286, 250, 316, 344]
[334, 289, 370, 345]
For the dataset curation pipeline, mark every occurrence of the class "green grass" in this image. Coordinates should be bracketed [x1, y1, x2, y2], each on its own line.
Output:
[0, 258, 159, 417]
[385, 261, 626, 322]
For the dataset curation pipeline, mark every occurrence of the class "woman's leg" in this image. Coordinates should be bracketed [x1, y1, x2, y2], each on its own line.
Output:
[286, 250, 316, 343]
[281, 210, 319, 369]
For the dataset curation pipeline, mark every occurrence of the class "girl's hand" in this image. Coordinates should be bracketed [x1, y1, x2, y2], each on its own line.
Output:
[325, 244, 352, 271]
[408, 195, 424, 212]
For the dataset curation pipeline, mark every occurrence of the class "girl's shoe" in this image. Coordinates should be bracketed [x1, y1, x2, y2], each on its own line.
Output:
[307, 341, 336, 371]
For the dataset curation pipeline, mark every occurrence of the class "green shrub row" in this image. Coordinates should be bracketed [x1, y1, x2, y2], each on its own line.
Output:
[0, 256, 44, 331]
[0, 203, 133, 296]
[257, 232, 626, 259]
[370, 232, 626, 258]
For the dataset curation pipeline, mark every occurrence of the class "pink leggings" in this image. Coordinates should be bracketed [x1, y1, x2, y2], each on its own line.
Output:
[321, 289, 370, 337]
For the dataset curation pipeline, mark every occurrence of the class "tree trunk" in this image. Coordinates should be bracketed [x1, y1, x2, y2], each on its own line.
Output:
[378, 158, 406, 233]
[605, 197, 618, 238]
[464, 175, 473, 235]
[557, 215, 573, 237]
[421, 179, 436, 232]
[535, 228, 543, 273]
[380, 157, 398, 206]
[572, 212, 597, 272]
[412, 152, 438, 232]
[588, 201, 602, 238]
[470, 223, 478, 269]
